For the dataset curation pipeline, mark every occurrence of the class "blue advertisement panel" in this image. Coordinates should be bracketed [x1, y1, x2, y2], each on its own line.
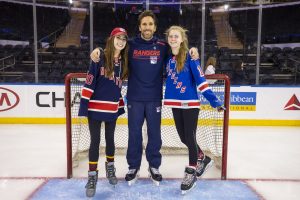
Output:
[199, 92, 257, 111]
[230, 92, 257, 111]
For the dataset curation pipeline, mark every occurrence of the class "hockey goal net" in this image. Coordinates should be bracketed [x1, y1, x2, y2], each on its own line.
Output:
[65, 73, 230, 179]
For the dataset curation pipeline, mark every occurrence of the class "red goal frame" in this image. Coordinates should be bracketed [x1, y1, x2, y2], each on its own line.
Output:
[65, 73, 230, 179]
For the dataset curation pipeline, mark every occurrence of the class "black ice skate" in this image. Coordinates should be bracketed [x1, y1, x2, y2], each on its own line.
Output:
[181, 166, 197, 195]
[196, 155, 214, 177]
[85, 171, 98, 197]
[105, 162, 118, 186]
[125, 169, 139, 186]
[148, 167, 162, 186]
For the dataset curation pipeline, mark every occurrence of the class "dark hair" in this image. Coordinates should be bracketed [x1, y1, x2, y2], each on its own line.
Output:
[104, 36, 129, 80]
[138, 10, 157, 26]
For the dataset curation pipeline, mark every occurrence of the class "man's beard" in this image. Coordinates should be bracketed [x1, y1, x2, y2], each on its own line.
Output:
[141, 30, 154, 40]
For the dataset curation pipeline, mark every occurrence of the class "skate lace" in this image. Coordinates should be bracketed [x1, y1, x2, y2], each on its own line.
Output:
[196, 160, 204, 172]
[150, 167, 160, 175]
[107, 164, 116, 178]
[182, 172, 194, 185]
[87, 175, 97, 188]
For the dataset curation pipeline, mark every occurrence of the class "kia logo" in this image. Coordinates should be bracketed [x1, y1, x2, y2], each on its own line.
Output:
[0, 87, 20, 112]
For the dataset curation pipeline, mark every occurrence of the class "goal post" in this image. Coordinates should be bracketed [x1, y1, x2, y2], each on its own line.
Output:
[65, 73, 230, 179]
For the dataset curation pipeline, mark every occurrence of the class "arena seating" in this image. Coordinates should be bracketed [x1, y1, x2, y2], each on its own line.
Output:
[0, 2, 299, 85]
[0, 2, 70, 42]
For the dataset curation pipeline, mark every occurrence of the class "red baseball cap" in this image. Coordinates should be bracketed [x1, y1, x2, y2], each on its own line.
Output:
[110, 27, 128, 37]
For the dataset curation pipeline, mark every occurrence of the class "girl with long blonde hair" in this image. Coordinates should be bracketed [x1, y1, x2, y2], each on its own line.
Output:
[163, 25, 225, 194]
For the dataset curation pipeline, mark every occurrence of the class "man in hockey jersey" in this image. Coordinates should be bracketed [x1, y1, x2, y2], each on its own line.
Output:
[79, 27, 129, 197]
[163, 26, 225, 194]
[90, 10, 199, 186]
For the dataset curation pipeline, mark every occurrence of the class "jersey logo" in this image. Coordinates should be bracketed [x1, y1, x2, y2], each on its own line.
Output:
[85, 74, 94, 85]
[150, 56, 157, 64]
[171, 72, 176, 79]
[168, 68, 172, 76]
[180, 86, 186, 93]
[176, 82, 182, 89]
[173, 77, 178, 84]
[197, 65, 205, 77]
[133, 50, 160, 57]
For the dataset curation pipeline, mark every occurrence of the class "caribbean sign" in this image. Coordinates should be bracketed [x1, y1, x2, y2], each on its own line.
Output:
[199, 92, 257, 111]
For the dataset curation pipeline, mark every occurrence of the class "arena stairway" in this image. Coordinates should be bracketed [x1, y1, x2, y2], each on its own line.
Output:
[55, 9, 86, 48]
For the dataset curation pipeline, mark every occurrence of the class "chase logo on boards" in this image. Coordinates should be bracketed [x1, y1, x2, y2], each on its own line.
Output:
[199, 92, 257, 111]
[0, 87, 20, 112]
[284, 94, 300, 110]
[36, 92, 64, 107]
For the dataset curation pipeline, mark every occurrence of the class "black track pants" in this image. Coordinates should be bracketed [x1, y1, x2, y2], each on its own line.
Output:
[88, 117, 117, 162]
[172, 108, 200, 165]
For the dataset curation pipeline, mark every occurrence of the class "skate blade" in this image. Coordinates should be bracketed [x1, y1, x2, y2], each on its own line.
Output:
[127, 174, 139, 186]
[203, 160, 214, 176]
[181, 182, 196, 195]
[108, 179, 118, 186]
[197, 160, 214, 178]
[109, 183, 117, 188]
[151, 178, 160, 186]
[86, 189, 95, 198]
[149, 175, 160, 186]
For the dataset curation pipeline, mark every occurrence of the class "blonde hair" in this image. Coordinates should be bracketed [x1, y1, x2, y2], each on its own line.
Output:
[205, 57, 216, 71]
[165, 26, 189, 73]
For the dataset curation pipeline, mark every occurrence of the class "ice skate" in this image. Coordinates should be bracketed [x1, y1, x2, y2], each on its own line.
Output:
[148, 167, 162, 186]
[85, 171, 98, 197]
[105, 162, 118, 186]
[181, 166, 197, 195]
[125, 169, 139, 186]
[196, 155, 214, 177]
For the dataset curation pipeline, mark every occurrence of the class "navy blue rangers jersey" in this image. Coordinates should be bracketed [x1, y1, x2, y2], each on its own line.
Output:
[78, 57, 125, 121]
[163, 54, 221, 109]
[127, 35, 168, 101]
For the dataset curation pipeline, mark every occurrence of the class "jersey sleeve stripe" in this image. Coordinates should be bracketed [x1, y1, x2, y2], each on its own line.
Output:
[197, 82, 209, 92]
[81, 87, 94, 99]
